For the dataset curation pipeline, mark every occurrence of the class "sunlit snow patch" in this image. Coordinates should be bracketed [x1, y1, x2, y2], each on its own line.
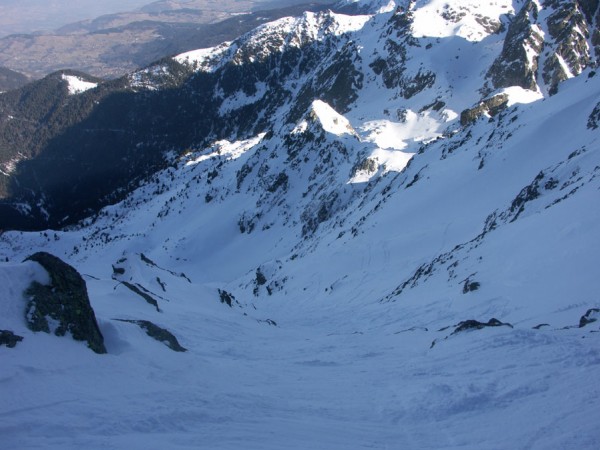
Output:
[61, 74, 97, 95]
[500, 86, 544, 106]
[348, 147, 414, 183]
[477, 86, 545, 110]
[360, 109, 450, 151]
[310, 100, 356, 136]
[412, 0, 515, 42]
[174, 42, 232, 73]
[185, 133, 265, 167]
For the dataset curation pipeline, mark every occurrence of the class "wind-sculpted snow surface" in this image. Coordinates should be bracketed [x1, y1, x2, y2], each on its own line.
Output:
[1, 0, 600, 448]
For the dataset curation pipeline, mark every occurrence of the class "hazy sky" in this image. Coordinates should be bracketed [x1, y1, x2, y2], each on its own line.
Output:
[0, 0, 156, 36]
[0, 0, 331, 38]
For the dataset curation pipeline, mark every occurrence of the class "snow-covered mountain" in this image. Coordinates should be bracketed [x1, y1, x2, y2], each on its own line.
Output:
[1, 0, 599, 448]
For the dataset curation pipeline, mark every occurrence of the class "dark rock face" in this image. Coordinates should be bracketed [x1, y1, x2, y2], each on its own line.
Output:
[542, 0, 598, 94]
[487, 0, 599, 95]
[579, 308, 600, 327]
[588, 100, 600, 129]
[462, 278, 481, 294]
[120, 281, 161, 312]
[24, 252, 106, 354]
[218, 289, 236, 307]
[0, 330, 24, 348]
[371, 6, 436, 99]
[115, 319, 186, 352]
[460, 94, 509, 126]
[487, 1, 543, 91]
[452, 318, 513, 335]
[575, 0, 600, 22]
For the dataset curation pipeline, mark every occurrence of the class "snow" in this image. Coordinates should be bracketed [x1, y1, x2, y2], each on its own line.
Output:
[174, 11, 370, 73]
[412, 0, 515, 42]
[348, 147, 414, 183]
[375, 0, 396, 13]
[219, 82, 268, 115]
[555, 53, 575, 79]
[339, 0, 398, 13]
[494, 86, 544, 106]
[174, 42, 232, 73]
[185, 134, 265, 167]
[311, 100, 356, 136]
[2, 71, 599, 446]
[61, 74, 97, 95]
[0, 261, 50, 335]
[360, 110, 446, 150]
[2, 2, 600, 449]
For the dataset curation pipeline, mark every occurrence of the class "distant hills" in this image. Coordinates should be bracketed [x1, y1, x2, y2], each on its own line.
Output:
[0, 0, 334, 79]
[0, 67, 29, 91]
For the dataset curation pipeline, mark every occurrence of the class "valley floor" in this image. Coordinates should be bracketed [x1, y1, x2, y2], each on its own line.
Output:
[1, 254, 599, 449]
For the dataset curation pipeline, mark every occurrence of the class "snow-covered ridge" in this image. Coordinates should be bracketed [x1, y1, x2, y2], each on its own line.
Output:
[61, 74, 97, 95]
[174, 41, 232, 73]
[174, 10, 371, 71]
[338, 0, 400, 14]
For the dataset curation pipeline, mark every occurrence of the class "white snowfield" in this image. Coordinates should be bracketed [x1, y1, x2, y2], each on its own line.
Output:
[61, 74, 97, 95]
[412, 0, 515, 42]
[311, 100, 356, 136]
[1, 0, 600, 448]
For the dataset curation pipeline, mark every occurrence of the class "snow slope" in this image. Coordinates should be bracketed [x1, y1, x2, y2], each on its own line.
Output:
[61, 74, 97, 94]
[1, 0, 600, 448]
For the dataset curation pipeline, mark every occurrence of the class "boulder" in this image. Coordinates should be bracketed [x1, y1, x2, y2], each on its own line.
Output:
[579, 308, 600, 328]
[0, 330, 24, 348]
[24, 252, 106, 354]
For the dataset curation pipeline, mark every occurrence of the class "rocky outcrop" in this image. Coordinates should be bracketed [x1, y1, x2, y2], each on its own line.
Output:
[115, 319, 187, 352]
[587, 99, 600, 129]
[370, 6, 436, 99]
[0, 330, 24, 348]
[451, 318, 514, 335]
[487, 1, 544, 92]
[460, 93, 509, 126]
[487, 0, 599, 95]
[542, 0, 599, 94]
[430, 318, 513, 348]
[462, 277, 481, 294]
[579, 308, 600, 327]
[120, 281, 161, 312]
[218, 289, 237, 307]
[24, 252, 106, 354]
